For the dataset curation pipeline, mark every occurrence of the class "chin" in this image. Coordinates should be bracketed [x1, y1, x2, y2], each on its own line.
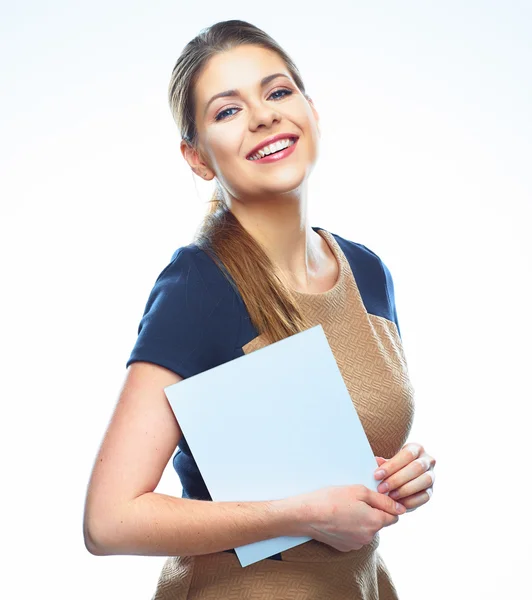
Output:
[267, 168, 308, 189]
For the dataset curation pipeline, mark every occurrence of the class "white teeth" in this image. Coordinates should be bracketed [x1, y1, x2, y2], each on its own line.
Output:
[248, 138, 296, 160]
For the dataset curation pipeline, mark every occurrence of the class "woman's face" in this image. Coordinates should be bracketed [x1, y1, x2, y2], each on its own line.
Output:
[187, 44, 320, 202]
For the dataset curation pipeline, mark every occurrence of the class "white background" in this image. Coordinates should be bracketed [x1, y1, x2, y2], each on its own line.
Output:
[2, 1, 531, 598]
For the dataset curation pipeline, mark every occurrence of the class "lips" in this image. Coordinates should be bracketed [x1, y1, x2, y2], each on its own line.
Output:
[246, 133, 299, 159]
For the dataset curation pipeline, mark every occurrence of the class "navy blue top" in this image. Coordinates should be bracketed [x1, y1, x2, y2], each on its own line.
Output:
[125, 226, 401, 558]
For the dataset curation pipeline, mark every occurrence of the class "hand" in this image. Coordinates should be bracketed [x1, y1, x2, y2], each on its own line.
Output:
[374, 442, 436, 513]
[292, 483, 405, 552]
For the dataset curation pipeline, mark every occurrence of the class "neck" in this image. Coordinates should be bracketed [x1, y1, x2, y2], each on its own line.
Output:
[224, 185, 325, 290]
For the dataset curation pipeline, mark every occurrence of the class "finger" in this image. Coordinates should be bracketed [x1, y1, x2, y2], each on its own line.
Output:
[366, 489, 406, 515]
[388, 471, 434, 500]
[377, 453, 432, 494]
[375, 456, 386, 467]
[374, 442, 423, 481]
[379, 511, 401, 528]
[398, 487, 433, 511]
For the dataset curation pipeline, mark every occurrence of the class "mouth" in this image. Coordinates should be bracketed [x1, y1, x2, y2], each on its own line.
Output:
[246, 136, 299, 163]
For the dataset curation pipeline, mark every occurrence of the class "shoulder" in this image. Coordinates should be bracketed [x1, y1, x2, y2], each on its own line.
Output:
[144, 245, 205, 307]
[144, 243, 240, 310]
[152, 243, 222, 290]
[324, 229, 401, 337]
[126, 243, 245, 378]
[329, 231, 395, 290]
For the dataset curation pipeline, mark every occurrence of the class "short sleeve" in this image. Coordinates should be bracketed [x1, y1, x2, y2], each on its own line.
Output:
[359, 244, 402, 339]
[379, 256, 401, 339]
[125, 247, 209, 378]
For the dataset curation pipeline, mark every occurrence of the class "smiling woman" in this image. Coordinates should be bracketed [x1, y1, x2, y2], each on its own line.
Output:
[82, 18, 423, 600]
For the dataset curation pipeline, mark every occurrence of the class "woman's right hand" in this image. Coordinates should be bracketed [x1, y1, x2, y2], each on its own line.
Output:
[293, 484, 406, 552]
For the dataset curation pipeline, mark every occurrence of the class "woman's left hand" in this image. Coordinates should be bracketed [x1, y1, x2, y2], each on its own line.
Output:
[374, 443, 436, 513]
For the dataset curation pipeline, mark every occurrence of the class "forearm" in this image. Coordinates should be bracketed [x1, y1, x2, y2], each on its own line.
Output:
[86, 491, 310, 557]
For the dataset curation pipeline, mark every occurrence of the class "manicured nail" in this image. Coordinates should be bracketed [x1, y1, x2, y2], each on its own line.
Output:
[375, 470, 385, 480]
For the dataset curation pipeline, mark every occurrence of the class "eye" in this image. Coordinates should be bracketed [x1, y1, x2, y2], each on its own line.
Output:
[269, 88, 292, 100]
[214, 107, 239, 122]
[214, 88, 294, 122]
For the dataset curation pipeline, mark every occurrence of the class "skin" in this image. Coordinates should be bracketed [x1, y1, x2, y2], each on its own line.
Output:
[374, 443, 436, 512]
[181, 44, 437, 511]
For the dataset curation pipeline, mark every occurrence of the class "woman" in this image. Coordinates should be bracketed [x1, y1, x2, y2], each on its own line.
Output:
[83, 19, 436, 599]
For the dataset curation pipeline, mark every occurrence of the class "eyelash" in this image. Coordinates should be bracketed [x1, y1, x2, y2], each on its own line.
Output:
[214, 88, 293, 122]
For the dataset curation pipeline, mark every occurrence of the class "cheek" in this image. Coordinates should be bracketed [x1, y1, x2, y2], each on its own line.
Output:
[288, 104, 319, 139]
[207, 128, 244, 164]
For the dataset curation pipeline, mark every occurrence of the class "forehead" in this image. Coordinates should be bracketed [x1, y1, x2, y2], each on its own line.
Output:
[195, 45, 289, 101]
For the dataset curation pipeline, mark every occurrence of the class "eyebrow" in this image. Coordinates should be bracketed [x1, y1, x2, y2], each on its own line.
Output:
[203, 73, 291, 117]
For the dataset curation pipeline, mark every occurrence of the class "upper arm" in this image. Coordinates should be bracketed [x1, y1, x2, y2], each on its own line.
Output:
[84, 247, 210, 543]
[84, 362, 184, 538]
[84, 245, 236, 545]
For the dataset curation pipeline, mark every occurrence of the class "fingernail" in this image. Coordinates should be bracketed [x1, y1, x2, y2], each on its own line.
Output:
[375, 470, 385, 480]
[396, 503, 405, 512]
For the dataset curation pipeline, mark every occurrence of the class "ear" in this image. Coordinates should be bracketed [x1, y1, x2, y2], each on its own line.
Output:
[180, 139, 213, 180]
[307, 96, 320, 137]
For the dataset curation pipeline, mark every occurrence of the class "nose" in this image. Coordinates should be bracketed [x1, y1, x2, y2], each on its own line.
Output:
[248, 101, 282, 131]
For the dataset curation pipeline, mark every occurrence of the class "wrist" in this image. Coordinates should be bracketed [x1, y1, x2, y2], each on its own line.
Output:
[271, 495, 313, 538]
